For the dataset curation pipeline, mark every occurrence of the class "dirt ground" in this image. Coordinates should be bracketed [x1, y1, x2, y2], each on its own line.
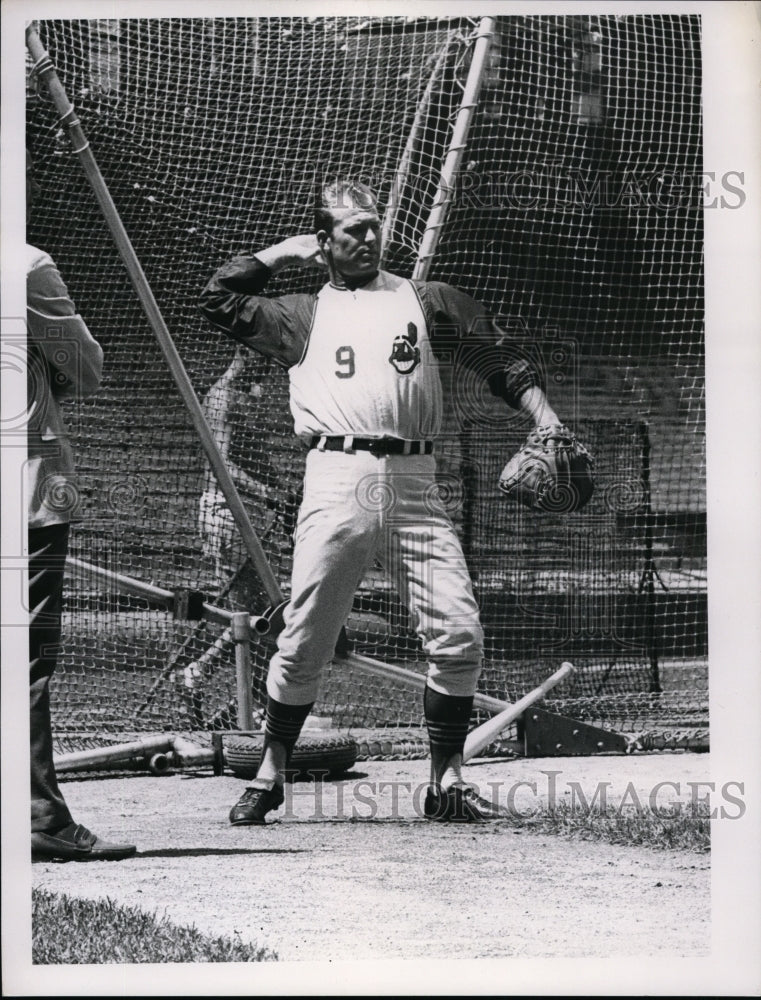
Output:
[29, 752, 712, 972]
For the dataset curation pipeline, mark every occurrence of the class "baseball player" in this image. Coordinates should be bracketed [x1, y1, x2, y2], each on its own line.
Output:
[199, 178, 565, 824]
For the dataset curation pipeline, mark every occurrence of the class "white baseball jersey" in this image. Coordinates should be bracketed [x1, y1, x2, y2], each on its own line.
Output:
[288, 270, 442, 440]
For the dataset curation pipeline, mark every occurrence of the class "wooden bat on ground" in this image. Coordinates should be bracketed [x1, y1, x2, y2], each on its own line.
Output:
[463, 661, 575, 762]
[341, 648, 513, 714]
[54, 664, 574, 773]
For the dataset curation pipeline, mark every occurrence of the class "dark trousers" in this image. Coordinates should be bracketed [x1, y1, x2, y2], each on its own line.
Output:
[29, 522, 73, 834]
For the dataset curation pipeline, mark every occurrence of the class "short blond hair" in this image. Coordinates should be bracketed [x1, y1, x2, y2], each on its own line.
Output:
[314, 177, 377, 233]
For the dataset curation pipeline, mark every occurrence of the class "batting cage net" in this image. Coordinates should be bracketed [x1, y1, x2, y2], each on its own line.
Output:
[25, 15, 706, 752]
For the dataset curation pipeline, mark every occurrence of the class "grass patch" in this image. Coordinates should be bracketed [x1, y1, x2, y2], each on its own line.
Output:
[509, 801, 710, 853]
[32, 889, 277, 964]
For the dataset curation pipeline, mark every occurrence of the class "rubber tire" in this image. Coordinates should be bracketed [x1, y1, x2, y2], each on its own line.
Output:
[224, 734, 358, 782]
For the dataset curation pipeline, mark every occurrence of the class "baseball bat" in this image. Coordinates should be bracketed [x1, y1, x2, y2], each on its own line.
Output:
[342, 649, 513, 714]
[463, 661, 574, 762]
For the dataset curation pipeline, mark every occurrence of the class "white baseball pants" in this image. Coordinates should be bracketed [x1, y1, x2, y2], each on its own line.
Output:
[267, 448, 484, 705]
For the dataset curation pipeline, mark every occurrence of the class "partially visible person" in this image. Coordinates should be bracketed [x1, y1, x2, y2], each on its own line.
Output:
[198, 345, 272, 589]
[27, 151, 136, 861]
[198, 345, 301, 605]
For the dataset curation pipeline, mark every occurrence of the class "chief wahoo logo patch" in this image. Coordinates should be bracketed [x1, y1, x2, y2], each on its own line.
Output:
[389, 322, 421, 375]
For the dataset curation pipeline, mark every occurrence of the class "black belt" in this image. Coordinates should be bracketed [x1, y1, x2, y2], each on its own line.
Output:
[310, 435, 433, 456]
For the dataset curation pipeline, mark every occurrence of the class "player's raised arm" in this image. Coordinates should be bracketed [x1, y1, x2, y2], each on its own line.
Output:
[253, 234, 327, 274]
[198, 237, 322, 367]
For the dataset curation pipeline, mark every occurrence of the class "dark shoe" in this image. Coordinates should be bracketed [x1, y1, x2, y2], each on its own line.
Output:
[229, 782, 285, 826]
[31, 823, 136, 862]
[424, 784, 510, 822]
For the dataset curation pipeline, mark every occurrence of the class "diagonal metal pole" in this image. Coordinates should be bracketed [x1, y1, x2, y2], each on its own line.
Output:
[26, 23, 283, 606]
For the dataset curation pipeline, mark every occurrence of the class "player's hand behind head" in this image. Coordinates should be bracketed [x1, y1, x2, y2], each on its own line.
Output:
[256, 234, 328, 274]
[282, 234, 328, 269]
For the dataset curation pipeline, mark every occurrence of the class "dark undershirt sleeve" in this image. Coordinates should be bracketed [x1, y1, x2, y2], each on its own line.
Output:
[415, 280, 545, 409]
[199, 256, 315, 368]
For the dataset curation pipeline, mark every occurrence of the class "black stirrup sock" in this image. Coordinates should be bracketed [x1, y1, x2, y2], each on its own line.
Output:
[424, 686, 474, 772]
[263, 695, 314, 766]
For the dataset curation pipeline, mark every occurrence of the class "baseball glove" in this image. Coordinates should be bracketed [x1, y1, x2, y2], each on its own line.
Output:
[499, 423, 595, 513]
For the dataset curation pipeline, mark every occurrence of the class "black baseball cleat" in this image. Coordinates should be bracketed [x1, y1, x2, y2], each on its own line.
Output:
[31, 823, 136, 862]
[229, 782, 285, 826]
[424, 784, 510, 822]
